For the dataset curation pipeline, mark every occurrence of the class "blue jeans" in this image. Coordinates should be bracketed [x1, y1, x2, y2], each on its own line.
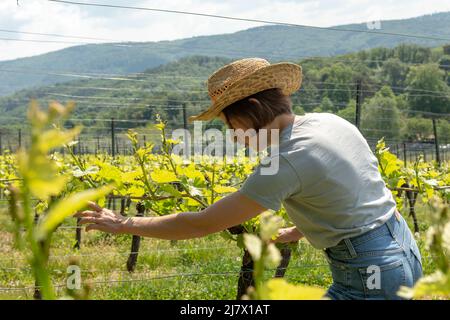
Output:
[324, 212, 423, 300]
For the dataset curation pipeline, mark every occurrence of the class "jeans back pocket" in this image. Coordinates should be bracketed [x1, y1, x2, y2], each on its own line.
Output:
[358, 259, 408, 300]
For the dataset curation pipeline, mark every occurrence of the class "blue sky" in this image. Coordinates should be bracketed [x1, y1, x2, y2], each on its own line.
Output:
[1, 0, 450, 61]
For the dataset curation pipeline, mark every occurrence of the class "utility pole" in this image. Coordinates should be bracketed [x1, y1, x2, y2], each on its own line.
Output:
[432, 118, 441, 167]
[355, 79, 362, 130]
[18, 128, 22, 150]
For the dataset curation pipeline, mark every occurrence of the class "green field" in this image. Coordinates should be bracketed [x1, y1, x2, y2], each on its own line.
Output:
[0, 201, 437, 300]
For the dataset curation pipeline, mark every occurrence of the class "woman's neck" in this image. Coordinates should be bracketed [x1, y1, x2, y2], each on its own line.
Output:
[272, 113, 296, 133]
[260, 113, 296, 146]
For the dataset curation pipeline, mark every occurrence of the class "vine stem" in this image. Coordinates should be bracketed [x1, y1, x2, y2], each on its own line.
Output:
[65, 144, 96, 188]
[160, 125, 208, 209]
[130, 139, 164, 216]
[22, 175, 55, 299]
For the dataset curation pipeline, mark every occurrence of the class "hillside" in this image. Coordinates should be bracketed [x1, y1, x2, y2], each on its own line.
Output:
[0, 44, 449, 147]
[1, 12, 450, 96]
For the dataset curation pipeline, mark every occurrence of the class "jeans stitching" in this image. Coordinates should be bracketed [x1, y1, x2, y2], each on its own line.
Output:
[358, 259, 406, 298]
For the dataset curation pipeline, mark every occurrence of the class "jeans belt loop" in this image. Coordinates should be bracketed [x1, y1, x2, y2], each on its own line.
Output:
[385, 213, 396, 239]
[344, 238, 357, 258]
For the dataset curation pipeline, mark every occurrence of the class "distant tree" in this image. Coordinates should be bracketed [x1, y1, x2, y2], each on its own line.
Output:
[437, 119, 450, 143]
[367, 47, 392, 68]
[438, 55, 450, 85]
[395, 94, 408, 111]
[312, 106, 322, 113]
[405, 64, 450, 114]
[292, 105, 305, 115]
[337, 100, 356, 123]
[401, 117, 433, 141]
[443, 45, 450, 55]
[394, 44, 432, 64]
[380, 58, 408, 87]
[361, 86, 401, 140]
[438, 55, 450, 72]
[297, 81, 319, 112]
[319, 97, 334, 113]
[319, 63, 354, 107]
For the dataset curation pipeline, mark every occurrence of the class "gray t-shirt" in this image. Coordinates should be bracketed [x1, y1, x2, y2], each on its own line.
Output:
[239, 113, 396, 249]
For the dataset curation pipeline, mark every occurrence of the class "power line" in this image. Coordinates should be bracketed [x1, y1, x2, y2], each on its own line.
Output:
[46, 93, 209, 103]
[0, 36, 132, 48]
[0, 68, 149, 82]
[2, 98, 208, 107]
[44, 85, 206, 93]
[46, 0, 450, 42]
[1, 66, 449, 97]
[0, 28, 122, 42]
[0, 66, 208, 82]
[370, 105, 450, 117]
[0, 116, 151, 123]
[0, 68, 207, 87]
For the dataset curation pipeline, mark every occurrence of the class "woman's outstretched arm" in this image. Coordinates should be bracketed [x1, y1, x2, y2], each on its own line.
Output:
[75, 191, 266, 240]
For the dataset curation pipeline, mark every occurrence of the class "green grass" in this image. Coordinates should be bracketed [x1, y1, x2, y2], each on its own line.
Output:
[0, 201, 439, 300]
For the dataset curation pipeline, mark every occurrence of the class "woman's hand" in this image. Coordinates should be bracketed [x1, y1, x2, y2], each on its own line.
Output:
[272, 226, 304, 244]
[72, 192, 266, 240]
[75, 201, 128, 234]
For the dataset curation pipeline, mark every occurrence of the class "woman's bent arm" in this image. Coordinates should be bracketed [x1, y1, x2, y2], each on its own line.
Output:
[76, 191, 266, 240]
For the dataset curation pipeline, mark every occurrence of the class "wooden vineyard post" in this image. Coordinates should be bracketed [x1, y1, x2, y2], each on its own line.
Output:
[18, 128, 22, 150]
[120, 198, 126, 216]
[274, 244, 294, 278]
[406, 190, 419, 233]
[228, 224, 294, 300]
[73, 191, 83, 250]
[403, 143, 407, 167]
[127, 201, 145, 272]
[237, 249, 255, 299]
[120, 196, 132, 217]
[74, 217, 82, 250]
[107, 196, 113, 209]
[96, 136, 100, 155]
[401, 183, 419, 233]
[227, 225, 252, 299]
[111, 118, 116, 157]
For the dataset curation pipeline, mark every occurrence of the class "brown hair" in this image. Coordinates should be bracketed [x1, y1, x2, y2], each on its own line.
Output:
[221, 88, 292, 130]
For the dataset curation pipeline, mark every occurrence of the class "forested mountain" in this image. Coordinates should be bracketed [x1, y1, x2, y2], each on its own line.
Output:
[1, 12, 450, 96]
[1, 44, 449, 145]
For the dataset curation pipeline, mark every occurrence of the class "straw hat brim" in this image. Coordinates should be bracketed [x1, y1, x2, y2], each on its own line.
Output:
[188, 62, 302, 122]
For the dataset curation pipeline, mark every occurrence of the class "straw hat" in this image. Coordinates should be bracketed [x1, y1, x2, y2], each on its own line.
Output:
[188, 58, 302, 122]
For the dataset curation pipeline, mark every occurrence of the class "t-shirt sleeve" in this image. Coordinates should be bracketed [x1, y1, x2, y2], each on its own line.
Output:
[238, 155, 302, 211]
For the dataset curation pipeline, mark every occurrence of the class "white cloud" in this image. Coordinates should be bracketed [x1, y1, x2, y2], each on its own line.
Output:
[0, 0, 449, 61]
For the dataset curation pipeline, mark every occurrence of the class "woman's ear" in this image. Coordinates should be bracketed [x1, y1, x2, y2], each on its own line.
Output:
[247, 98, 262, 108]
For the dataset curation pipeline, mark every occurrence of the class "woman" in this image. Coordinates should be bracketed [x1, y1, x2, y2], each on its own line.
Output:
[77, 58, 423, 300]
